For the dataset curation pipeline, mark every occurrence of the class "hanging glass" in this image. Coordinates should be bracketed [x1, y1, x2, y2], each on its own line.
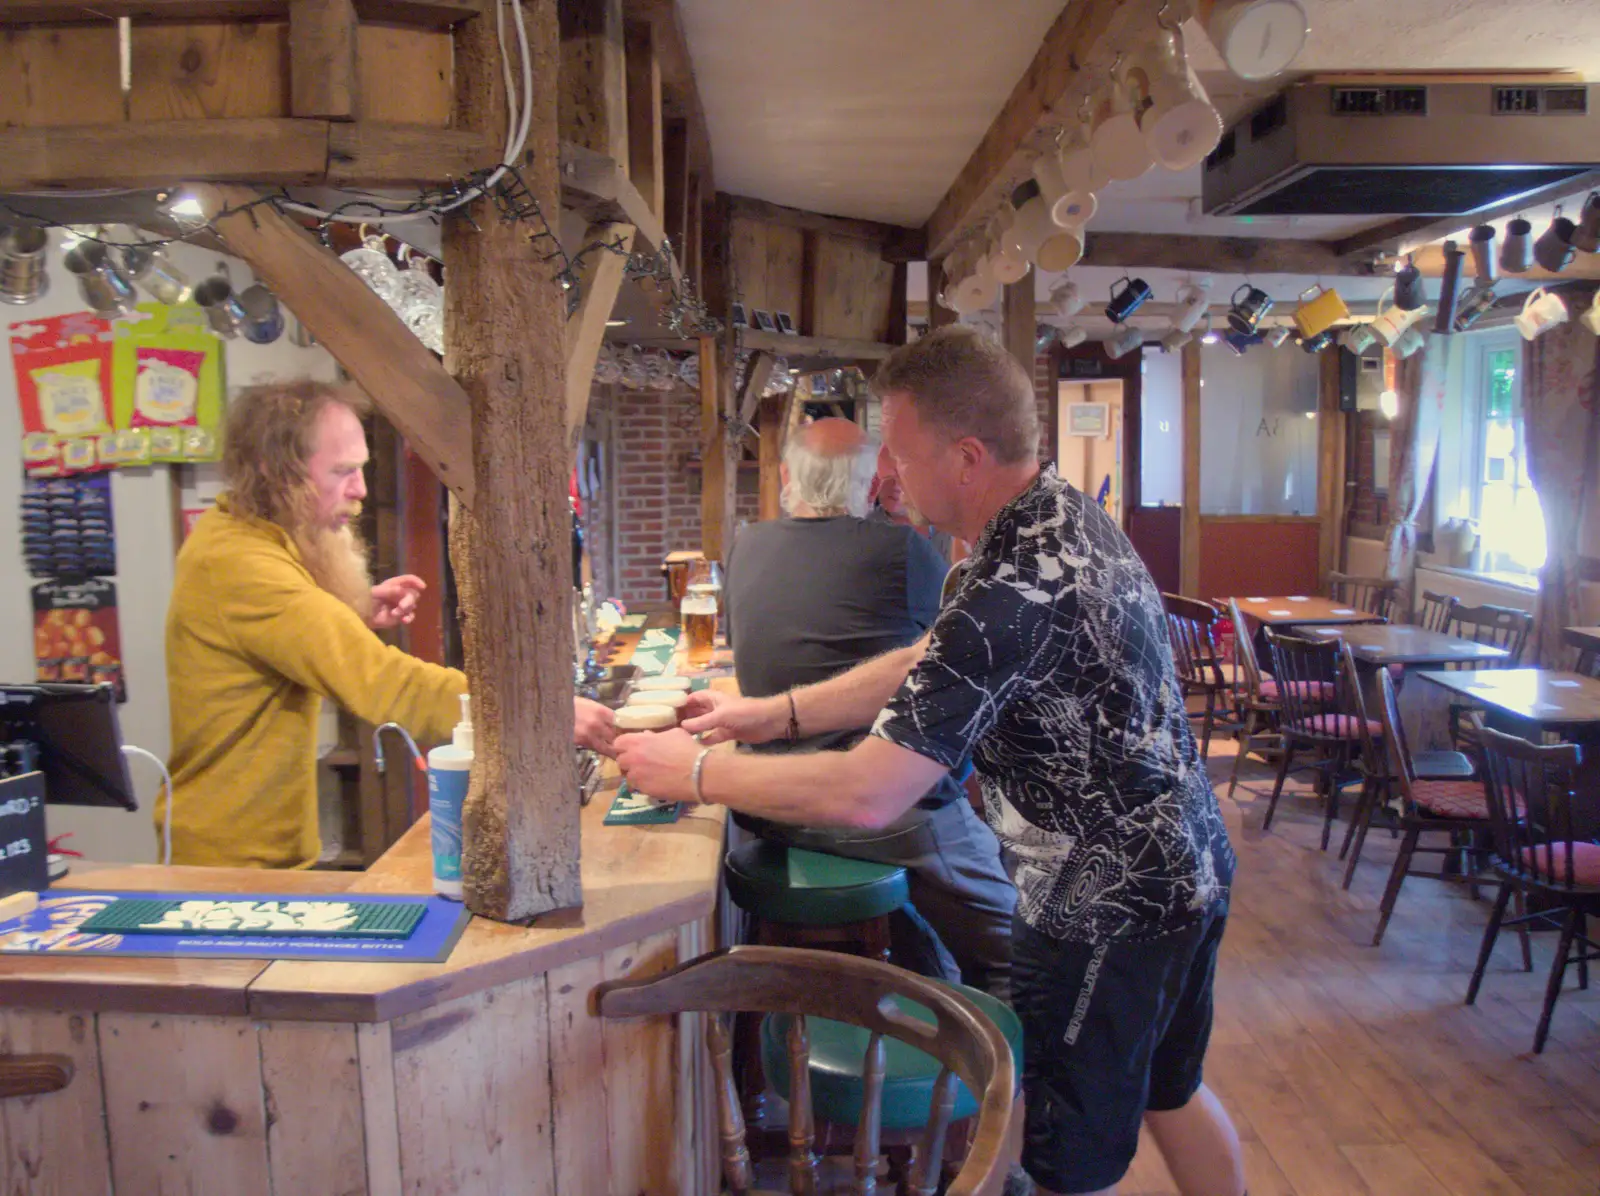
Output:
[339, 227, 402, 305]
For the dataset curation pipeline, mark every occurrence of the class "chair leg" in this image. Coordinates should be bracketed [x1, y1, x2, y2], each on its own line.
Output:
[1341, 777, 1382, 891]
[1513, 889, 1534, 973]
[1200, 689, 1215, 761]
[1263, 740, 1297, 831]
[1321, 750, 1349, 852]
[1465, 881, 1514, 1005]
[1227, 710, 1253, 799]
[1534, 906, 1581, 1054]
[1339, 775, 1372, 862]
[1579, 913, 1590, 992]
[1373, 825, 1420, 947]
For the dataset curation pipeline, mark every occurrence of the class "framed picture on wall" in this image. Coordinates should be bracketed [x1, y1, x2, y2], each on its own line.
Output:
[1065, 402, 1109, 437]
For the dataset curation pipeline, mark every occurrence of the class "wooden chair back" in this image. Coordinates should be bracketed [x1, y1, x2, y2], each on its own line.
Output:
[1472, 717, 1594, 893]
[1340, 640, 1388, 781]
[1328, 572, 1398, 622]
[594, 946, 1016, 1196]
[1373, 667, 1420, 803]
[1562, 628, 1599, 679]
[1162, 594, 1224, 691]
[1264, 629, 1341, 732]
[1446, 603, 1535, 665]
[1227, 598, 1267, 701]
[1417, 590, 1458, 633]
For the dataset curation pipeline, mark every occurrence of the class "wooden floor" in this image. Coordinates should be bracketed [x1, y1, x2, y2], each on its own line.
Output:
[1121, 741, 1600, 1196]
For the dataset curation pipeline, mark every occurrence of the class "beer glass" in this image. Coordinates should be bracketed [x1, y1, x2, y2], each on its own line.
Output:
[681, 583, 719, 668]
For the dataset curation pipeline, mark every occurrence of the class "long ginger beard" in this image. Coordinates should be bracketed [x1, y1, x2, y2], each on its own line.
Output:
[294, 519, 374, 623]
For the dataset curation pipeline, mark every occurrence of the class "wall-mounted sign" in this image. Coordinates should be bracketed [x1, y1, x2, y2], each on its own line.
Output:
[1066, 402, 1110, 437]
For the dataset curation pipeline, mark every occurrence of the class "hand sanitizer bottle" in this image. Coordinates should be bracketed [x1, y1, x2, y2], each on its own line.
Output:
[427, 694, 474, 900]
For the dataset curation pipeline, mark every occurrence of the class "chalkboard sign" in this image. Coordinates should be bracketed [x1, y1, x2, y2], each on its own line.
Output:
[0, 773, 49, 898]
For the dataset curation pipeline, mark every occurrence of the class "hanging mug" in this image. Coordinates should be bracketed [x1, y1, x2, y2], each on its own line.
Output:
[1573, 191, 1600, 255]
[1452, 282, 1498, 332]
[0, 226, 49, 305]
[1392, 260, 1427, 311]
[1299, 329, 1334, 354]
[1104, 326, 1143, 360]
[121, 245, 193, 306]
[1499, 216, 1534, 274]
[193, 263, 247, 338]
[1293, 284, 1349, 339]
[1371, 286, 1428, 346]
[1160, 328, 1191, 353]
[1580, 290, 1600, 335]
[1032, 151, 1097, 230]
[1514, 287, 1568, 340]
[238, 284, 285, 345]
[1058, 325, 1088, 349]
[1533, 210, 1577, 274]
[1172, 280, 1211, 332]
[64, 240, 136, 319]
[1223, 329, 1256, 356]
[1338, 324, 1377, 354]
[1228, 283, 1272, 335]
[1391, 326, 1426, 359]
[1467, 225, 1498, 284]
[1106, 276, 1153, 324]
[1263, 325, 1292, 348]
[1050, 280, 1087, 320]
[1034, 225, 1085, 272]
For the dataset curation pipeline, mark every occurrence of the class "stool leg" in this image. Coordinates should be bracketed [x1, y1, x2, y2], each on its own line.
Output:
[861, 914, 893, 965]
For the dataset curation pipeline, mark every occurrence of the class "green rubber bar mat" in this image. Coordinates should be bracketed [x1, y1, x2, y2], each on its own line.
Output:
[78, 897, 428, 938]
[604, 782, 683, 825]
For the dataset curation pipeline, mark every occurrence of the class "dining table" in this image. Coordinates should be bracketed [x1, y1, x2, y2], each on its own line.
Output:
[1225, 595, 1388, 629]
[1415, 668, 1600, 735]
[1305, 623, 1512, 667]
[1566, 626, 1600, 655]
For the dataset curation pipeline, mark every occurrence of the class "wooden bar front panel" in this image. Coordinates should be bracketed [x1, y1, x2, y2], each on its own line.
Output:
[1198, 517, 1322, 602]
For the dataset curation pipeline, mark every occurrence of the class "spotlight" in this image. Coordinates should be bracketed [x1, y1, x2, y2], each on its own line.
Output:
[1199, 314, 1220, 344]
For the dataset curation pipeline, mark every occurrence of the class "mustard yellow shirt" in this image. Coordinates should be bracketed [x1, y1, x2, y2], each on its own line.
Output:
[162, 496, 464, 868]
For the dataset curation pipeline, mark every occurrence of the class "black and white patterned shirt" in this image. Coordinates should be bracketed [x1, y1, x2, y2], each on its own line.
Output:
[873, 465, 1234, 942]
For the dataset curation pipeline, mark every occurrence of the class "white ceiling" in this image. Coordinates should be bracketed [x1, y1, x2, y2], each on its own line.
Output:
[679, 0, 1600, 237]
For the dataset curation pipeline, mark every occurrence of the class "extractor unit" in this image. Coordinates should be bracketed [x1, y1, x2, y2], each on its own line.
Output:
[1201, 82, 1600, 217]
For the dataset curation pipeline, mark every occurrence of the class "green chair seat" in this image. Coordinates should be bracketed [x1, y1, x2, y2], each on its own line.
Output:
[723, 841, 909, 926]
[760, 983, 1022, 1132]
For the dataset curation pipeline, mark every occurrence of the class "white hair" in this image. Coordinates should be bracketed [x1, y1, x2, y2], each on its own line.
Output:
[780, 437, 877, 517]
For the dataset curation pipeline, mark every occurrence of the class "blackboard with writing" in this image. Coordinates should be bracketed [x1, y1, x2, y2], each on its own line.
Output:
[0, 773, 48, 898]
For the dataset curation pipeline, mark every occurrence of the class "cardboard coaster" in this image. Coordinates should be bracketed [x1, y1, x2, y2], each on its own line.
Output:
[604, 782, 683, 826]
[630, 627, 682, 676]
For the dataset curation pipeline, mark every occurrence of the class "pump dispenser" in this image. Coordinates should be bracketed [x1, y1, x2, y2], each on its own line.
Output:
[427, 694, 475, 899]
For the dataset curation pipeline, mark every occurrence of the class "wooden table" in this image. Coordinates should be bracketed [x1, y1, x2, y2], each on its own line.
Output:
[1303, 623, 1511, 667]
[1566, 626, 1600, 654]
[1226, 595, 1387, 628]
[1416, 669, 1600, 733]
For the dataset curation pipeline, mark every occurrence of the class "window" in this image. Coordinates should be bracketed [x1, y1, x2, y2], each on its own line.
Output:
[1470, 334, 1546, 579]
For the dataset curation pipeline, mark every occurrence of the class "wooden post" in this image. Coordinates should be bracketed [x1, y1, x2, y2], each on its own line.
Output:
[758, 396, 784, 521]
[1001, 278, 1035, 375]
[1180, 341, 1202, 597]
[289, 0, 359, 120]
[662, 118, 689, 252]
[699, 334, 729, 561]
[1318, 348, 1349, 588]
[447, 0, 581, 921]
[926, 260, 958, 331]
[624, 17, 663, 219]
[564, 220, 637, 449]
[886, 261, 908, 345]
[559, 0, 627, 163]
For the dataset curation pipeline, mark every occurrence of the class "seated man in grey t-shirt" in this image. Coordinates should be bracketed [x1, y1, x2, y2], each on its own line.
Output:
[724, 418, 1014, 998]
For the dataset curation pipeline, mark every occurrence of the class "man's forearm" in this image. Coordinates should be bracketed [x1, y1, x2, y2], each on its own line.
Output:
[705, 748, 879, 828]
[791, 636, 927, 737]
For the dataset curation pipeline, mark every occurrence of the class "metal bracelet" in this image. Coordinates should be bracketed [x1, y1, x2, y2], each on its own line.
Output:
[691, 745, 713, 804]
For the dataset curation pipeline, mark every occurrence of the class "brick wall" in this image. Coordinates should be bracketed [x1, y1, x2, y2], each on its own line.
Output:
[588, 382, 759, 608]
[1349, 410, 1389, 528]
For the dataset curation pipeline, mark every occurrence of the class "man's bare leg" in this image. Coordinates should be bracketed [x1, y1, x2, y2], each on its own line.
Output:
[1143, 1084, 1246, 1196]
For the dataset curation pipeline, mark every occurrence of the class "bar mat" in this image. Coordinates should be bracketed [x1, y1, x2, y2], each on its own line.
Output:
[630, 627, 682, 676]
[79, 897, 427, 939]
[604, 782, 683, 826]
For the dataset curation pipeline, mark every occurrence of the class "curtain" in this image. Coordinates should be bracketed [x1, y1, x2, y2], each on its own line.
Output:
[1521, 319, 1600, 667]
[1383, 337, 1448, 618]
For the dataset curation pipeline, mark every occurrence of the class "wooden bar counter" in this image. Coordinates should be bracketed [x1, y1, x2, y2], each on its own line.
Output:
[0, 794, 726, 1195]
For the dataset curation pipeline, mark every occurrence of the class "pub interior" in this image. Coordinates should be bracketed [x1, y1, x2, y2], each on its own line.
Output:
[0, 1, 1598, 1193]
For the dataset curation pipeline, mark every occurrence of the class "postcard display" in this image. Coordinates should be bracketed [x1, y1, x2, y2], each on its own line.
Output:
[10, 304, 224, 701]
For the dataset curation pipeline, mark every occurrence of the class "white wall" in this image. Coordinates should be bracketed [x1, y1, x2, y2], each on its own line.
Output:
[1, 231, 339, 862]
[1198, 341, 1321, 516]
[1140, 348, 1183, 507]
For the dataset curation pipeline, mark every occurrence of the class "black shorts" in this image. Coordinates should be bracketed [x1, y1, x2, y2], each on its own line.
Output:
[1011, 906, 1228, 1194]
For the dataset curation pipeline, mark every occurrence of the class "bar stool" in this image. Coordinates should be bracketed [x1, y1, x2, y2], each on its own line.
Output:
[760, 980, 1023, 1192]
[724, 840, 910, 961]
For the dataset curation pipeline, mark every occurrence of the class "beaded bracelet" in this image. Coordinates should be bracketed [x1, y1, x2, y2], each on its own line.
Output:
[691, 745, 713, 804]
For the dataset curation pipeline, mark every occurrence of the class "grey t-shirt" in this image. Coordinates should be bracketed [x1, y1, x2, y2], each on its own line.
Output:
[867, 504, 954, 563]
[725, 515, 962, 809]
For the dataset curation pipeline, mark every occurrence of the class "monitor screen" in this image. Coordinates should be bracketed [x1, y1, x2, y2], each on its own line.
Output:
[0, 682, 136, 810]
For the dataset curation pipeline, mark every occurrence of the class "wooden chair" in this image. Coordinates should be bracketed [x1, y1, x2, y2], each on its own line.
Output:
[1443, 603, 1537, 747]
[1225, 598, 1279, 799]
[1563, 627, 1599, 678]
[1417, 590, 1458, 633]
[1466, 719, 1600, 1053]
[1369, 669, 1501, 947]
[1261, 629, 1363, 849]
[1163, 593, 1228, 760]
[1328, 572, 1399, 622]
[594, 946, 1017, 1196]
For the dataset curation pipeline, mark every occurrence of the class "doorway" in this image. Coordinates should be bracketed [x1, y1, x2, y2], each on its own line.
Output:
[1057, 379, 1125, 524]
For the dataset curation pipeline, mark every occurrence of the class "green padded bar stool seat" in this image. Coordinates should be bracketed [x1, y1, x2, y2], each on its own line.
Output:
[723, 840, 910, 927]
[759, 983, 1022, 1132]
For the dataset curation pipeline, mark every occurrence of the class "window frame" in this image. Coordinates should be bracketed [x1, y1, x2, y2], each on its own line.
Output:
[1462, 329, 1541, 580]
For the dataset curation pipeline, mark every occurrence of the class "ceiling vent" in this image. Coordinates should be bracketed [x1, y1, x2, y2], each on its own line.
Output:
[1202, 82, 1600, 217]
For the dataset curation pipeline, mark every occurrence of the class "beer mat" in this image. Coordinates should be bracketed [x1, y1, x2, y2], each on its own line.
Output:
[79, 897, 427, 939]
[630, 627, 682, 676]
[604, 782, 683, 825]
[0, 891, 471, 962]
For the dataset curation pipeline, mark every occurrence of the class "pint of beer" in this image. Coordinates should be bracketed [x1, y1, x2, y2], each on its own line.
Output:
[681, 583, 719, 668]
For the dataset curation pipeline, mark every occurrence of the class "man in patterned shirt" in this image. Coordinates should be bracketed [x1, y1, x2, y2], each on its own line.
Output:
[617, 327, 1242, 1196]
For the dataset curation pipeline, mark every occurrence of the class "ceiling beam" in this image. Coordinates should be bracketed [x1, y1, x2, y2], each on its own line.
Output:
[922, 0, 1193, 261]
[724, 193, 924, 262]
[622, 0, 712, 188]
[1080, 232, 1377, 277]
[1332, 169, 1600, 259]
[0, 0, 479, 26]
